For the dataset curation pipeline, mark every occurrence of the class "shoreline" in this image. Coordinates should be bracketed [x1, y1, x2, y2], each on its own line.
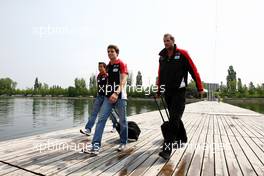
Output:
[0, 95, 202, 102]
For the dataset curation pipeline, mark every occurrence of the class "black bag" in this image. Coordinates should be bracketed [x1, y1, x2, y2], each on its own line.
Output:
[153, 96, 176, 142]
[111, 110, 141, 141]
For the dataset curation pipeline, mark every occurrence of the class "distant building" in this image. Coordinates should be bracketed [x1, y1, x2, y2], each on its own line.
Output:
[205, 83, 219, 101]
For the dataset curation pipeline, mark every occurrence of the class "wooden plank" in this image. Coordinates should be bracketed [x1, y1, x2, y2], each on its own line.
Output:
[0, 162, 17, 174]
[238, 116, 264, 137]
[200, 113, 215, 176]
[128, 115, 197, 176]
[156, 113, 205, 176]
[171, 114, 210, 175]
[0, 110, 158, 151]
[218, 115, 257, 176]
[0, 161, 43, 176]
[38, 115, 163, 175]
[41, 114, 193, 175]
[53, 129, 159, 175]
[236, 118, 264, 139]
[236, 118, 264, 140]
[223, 115, 264, 175]
[228, 114, 264, 156]
[70, 135, 161, 175]
[68, 130, 161, 176]
[4, 170, 38, 176]
[187, 114, 211, 176]
[111, 116, 194, 176]
[213, 115, 229, 176]
[143, 113, 203, 176]
[0, 133, 82, 161]
[0, 127, 81, 152]
[0, 102, 263, 176]
[98, 136, 162, 176]
[25, 129, 128, 175]
[0, 127, 117, 175]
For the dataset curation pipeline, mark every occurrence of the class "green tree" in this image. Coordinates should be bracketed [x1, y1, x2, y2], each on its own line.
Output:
[39, 83, 49, 96]
[0, 78, 17, 95]
[88, 74, 97, 96]
[34, 77, 40, 90]
[226, 66, 237, 96]
[127, 71, 133, 86]
[68, 86, 77, 97]
[248, 82, 255, 96]
[255, 84, 263, 97]
[236, 78, 244, 97]
[74, 78, 88, 96]
[136, 71, 142, 86]
[237, 78, 242, 92]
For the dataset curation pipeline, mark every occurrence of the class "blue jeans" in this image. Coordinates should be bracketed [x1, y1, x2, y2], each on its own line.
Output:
[85, 95, 104, 130]
[92, 97, 128, 148]
[85, 95, 117, 130]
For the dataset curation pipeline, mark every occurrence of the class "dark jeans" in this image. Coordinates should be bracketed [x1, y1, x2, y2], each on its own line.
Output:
[164, 87, 187, 144]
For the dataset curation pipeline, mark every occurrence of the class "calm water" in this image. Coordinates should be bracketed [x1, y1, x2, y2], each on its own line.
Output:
[1, 97, 262, 142]
[0, 97, 158, 141]
[224, 98, 264, 114]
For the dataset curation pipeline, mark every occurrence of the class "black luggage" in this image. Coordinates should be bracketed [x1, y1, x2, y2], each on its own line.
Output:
[153, 96, 177, 142]
[111, 109, 141, 141]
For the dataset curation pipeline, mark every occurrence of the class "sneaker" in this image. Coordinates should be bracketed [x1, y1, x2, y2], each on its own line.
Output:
[159, 151, 171, 160]
[110, 128, 116, 133]
[90, 148, 100, 156]
[80, 129, 91, 136]
[128, 138, 137, 142]
[117, 144, 126, 152]
[82, 147, 100, 156]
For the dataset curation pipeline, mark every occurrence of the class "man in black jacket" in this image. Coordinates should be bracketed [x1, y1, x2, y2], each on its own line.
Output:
[157, 33, 204, 160]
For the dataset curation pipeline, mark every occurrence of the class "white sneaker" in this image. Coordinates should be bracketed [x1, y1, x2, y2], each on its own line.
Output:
[81, 147, 99, 155]
[110, 128, 116, 133]
[128, 138, 137, 142]
[117, 144, 126, 152]
[89, 148, 100, 156]
[80, 129, 91, 136]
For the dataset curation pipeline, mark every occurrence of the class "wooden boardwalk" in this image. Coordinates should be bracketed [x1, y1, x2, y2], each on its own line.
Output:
[0, 101, 263, 176]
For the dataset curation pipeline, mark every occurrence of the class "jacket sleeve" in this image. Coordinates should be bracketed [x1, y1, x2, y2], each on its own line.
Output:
[156, 63, 161, 94]
[180, 50, 203, 92]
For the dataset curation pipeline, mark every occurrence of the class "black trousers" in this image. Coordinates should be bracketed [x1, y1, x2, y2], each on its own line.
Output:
[164, 87, 187, 143]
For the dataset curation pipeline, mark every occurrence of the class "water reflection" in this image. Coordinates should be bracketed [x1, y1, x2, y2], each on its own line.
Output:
[224, 99, 264, 114]
[73, 99, 86, 122]
[0, 97, 158, 141]
[0, 98, 15, 127]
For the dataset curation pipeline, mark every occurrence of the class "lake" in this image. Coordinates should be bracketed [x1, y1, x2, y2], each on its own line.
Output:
[0, 97, 160, 141]
[1, 97, 262, 142]
[223, 98, 264, 114]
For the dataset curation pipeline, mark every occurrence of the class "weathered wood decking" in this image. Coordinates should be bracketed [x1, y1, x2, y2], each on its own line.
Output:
[0, 101, 263, 176]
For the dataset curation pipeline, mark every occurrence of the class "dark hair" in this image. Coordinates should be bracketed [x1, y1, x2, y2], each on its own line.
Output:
[98, 62, 106, 68]
[107, 44, 119, 55]
[163, 33, 175, 42]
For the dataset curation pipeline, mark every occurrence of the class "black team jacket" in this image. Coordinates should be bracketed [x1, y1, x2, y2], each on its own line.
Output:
[157, 44, 203, 92]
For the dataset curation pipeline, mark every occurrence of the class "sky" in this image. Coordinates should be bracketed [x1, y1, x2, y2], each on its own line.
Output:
[0, 0, 263, 89]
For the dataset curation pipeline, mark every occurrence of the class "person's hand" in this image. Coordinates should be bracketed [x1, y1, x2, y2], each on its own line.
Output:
[199, 91, 205, 99]
[109, 92, 118, 103]
[155, 92, 161, 98]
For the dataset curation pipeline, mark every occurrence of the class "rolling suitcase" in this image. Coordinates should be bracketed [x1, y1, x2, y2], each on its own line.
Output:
[153, 95, 177, 143]
[111, 109, 141, 141]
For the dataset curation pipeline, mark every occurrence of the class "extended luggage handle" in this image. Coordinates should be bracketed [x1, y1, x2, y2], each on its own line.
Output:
[160, 96, 170, 120]
[153, 95, 170, 122]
